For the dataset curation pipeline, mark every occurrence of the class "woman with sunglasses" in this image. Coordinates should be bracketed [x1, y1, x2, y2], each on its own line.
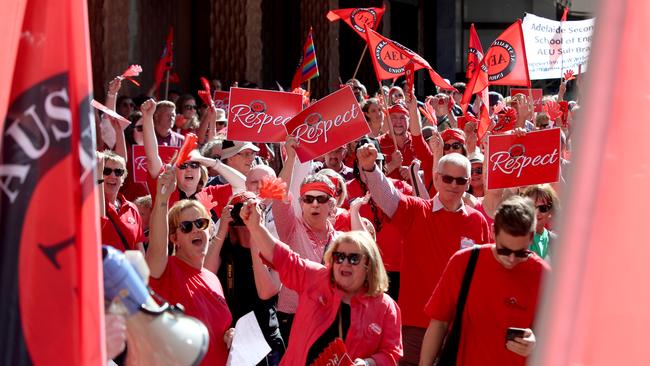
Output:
[240, 199, 403, 365]
[521, 184, 559, 261]
[175, 94, 200, 135]
[98, 150, 145, 253]
[147, 168, 233, 366]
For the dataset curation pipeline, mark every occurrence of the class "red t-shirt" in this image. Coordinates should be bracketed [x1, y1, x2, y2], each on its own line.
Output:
[150, 256, 232, 366]
[425, 245, 550, 366]
[101, 195, 144, 252]
[343, 179, 413, 271]
[391, 195, 490, 328]
[378, 132, 417, 180]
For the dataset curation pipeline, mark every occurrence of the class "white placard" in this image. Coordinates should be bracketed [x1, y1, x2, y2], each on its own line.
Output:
[226, 311, 272, 366]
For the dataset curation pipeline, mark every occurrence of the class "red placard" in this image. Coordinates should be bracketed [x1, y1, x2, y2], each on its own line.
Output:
[486, 128, 561, 189]
[227, 87, 303, 142]
[213, 90, 230, 112]
[510, 88, 543, 112]
[284, 86, 369, 162]
[132, 145, 179, 183]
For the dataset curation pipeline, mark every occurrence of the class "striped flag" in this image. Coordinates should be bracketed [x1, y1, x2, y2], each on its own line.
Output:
[291, 27, 319, 90]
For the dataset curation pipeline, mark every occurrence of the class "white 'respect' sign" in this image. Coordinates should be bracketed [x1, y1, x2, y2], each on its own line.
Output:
[522, 13, 595, 80]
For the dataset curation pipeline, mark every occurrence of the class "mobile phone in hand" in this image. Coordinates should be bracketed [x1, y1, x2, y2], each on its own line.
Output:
[506, 327, 527, 341]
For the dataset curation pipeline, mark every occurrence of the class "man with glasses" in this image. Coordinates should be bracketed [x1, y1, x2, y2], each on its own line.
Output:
[357, 147, 490, 365]
[420, 196, 548, 365]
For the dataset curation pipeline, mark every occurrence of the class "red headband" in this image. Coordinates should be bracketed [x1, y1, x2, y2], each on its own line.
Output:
[300, 182, 335, 198]
[441, 128, 466, 144]
[388, 103, 409, 116]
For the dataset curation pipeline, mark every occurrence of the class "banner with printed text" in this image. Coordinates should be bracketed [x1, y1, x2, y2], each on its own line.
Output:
[132, 145, 179, 183]
[214, 90, 230, 113]
[486, 128, 561, 189]
[522, 13, 594, 80]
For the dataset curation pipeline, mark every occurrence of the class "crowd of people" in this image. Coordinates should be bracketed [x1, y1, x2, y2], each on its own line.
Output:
[99, 69, 575, 365]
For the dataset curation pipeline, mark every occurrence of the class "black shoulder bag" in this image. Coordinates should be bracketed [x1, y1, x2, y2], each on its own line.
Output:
[436, 246, 480, 366]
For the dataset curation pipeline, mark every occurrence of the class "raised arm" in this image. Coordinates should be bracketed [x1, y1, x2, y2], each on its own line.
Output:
[204, 205, 231, 274]
[241, 199, 277, 263]
[357, 144, 401, 218]
[349, 193, 371, 232]
[189, 149, 246, 192]
[106, 77, 121, 111]
[407, 87, 422, 136]
[251, 247, 282, 300]
[145, 167, 176, 278]
[109, 117, 127, 162]
[197, 105, 217, 144]
[140, 99, 163, 177]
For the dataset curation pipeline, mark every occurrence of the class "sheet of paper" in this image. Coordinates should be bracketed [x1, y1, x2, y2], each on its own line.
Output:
[91, 99, 131, 130]
[226, 311, 271, 366]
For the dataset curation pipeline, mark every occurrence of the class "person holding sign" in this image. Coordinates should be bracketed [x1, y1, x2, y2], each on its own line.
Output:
[357, 145, 490, 365]
[419, 196, 549, 366]
[239, 198, 403, 365]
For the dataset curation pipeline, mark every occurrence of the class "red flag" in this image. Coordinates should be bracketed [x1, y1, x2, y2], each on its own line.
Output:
[0, 0, 104, 363]
[291, 27, 319, 90]
[466, 23, 484, 80]
[0, 0, 28, 137]
[560, 6, 569, 22]
[154, 27, 174, 92]
[326, 6, 385, 39]
[364, 27, 453, 90]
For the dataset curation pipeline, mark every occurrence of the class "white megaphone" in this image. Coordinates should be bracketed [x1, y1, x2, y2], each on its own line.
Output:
[103, 245, 209, 366]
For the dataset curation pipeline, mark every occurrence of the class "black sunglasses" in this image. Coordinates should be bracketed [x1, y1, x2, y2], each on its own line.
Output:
[103, 167, 125, 177]
[440, 174, 469, 185]
[471, 167, 483, 175]
[536, 204, 553, 213]
[444, 142, 463, 151]
[178, 161, 201, 170]
[496, 246, 532, 258]
[183, 105, 198, 110]
[301, 195, 330, 204]
[332, 251, 365, 265]
[178, 218, 210, 233]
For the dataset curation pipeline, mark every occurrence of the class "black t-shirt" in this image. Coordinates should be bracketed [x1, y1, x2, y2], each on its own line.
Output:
[305, 302, 351, 365]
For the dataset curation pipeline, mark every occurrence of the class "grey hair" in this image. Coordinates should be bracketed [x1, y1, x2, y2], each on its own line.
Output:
[437, 152, 471, 177]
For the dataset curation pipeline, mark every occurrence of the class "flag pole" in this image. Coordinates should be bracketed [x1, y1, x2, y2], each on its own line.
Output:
[164, 69, 170, 100]
[352, 45, 368, 80]
[307, 79, 311, 96]
[378, 80, 398, 150]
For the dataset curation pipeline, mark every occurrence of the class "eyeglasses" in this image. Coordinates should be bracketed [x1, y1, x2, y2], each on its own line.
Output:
[178, 161, 200, 170]
[332, 251, 365, 265]
[536, 204, 553, 213]
[183, 105, 198, 111]
[103, 167, 125, 177]
[178, 218, 210, 233]
[440, 174, 469, 185]
[496, 246, 532, 258]
[301, 195, 330, 204]
[444, 142, 463, 151]
[471, 167, 483, 175]
[135, 125, 144, 132]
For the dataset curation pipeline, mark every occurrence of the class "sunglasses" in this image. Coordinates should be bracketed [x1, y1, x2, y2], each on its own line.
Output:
[178, 161, 201, 170]
[135, 125, 144, 132]
[183, 105, 198, 111]
[536, 204, 553, 213]
[440, 174, 469, 185]
[496, 246, 532, 258]
[444, 142, 463, 151]
[471, 167, 483, 175]
[103, 167, 125, 177]
[178, 218, 210, 233]
[332, 251, 365, 265]
[301, 195, 330, 204]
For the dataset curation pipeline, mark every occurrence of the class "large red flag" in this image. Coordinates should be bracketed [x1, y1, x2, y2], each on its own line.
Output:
[0, 0, 104, 364]
[364, 27, 453, 90]
[466, 23, 484, 80]
[483, 19, 530, 87]
[0, 0, 27, 141]
[154, 27, 175, 93]
[326, 6, 385, 39]
[531, 2, 650, 366]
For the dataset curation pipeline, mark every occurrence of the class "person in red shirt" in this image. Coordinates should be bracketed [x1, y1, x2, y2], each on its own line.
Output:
[378, 103, 417, 181]
[98, 150, 145, 253]
[357, 146, 490, 365]
[147, 168, 233, 366]
[240, 199, 403, 366]
[420, 196, 548, 365]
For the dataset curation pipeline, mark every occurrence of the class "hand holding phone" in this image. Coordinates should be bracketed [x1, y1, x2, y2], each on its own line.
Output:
[505, 327, 527, 342]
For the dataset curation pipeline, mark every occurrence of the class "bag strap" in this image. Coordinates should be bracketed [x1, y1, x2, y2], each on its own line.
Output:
[106, 209, 131, 251]
[446, 247, 480, 349]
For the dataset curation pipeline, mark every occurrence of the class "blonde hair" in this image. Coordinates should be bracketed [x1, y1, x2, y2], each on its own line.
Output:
[167, 199, 212, 236]
[323, 231, 388, 296]
[101, 149, 128, 179]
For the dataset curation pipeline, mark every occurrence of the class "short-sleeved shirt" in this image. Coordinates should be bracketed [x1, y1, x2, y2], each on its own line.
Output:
[425, 245, 549, 366]
[101, 194, 144, 251]
[150, 256, 232, 366]
[391, 194, 490, 328]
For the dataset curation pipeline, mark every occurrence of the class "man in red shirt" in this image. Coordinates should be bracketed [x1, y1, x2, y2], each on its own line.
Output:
[378, 103, 417, 181]
[357, 146, 490, 365]
[420, 196, 549, 366]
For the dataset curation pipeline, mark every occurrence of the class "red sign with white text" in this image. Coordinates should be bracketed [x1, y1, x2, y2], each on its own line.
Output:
[284, 86, 369, 162]
[510, 88, 543, 112]
[132, 145, 179, 183]
[486, 128, 561, 189]
[227, 87, 303, 142]
[213, 90, 230, 112]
